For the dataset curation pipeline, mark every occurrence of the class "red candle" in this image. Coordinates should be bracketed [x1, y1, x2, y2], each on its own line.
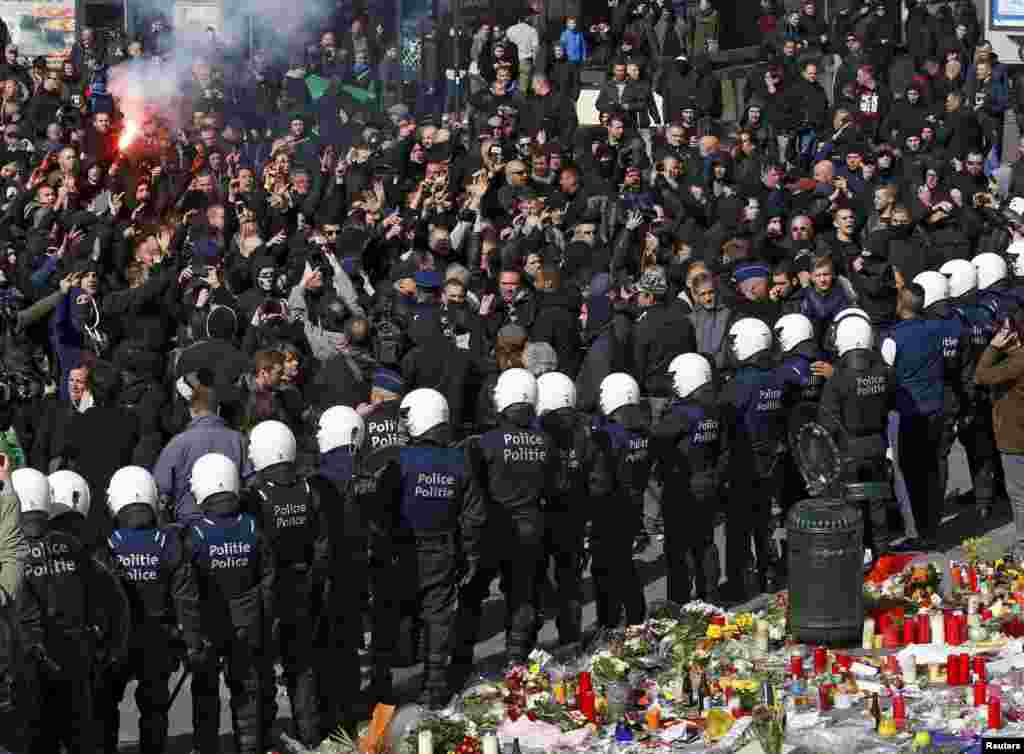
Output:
[959, 654, 971, 686]
[989, 697, 1003, 729]
[903, 620, 917, 645]
[878, 612, 893, 635]
[974, 656, 987, 682]
[836, 653, 852, 670]
[982, 608, 993, 621]
[952, 565, 963, 588]
[886, 654, 900, 674]
[975, 681, 988, 707]
[947, 654, 960, 685]
[883, 623, 901, 649]
[814, 647, 827, 674]
[917, 613, 931, 643]
[580, 689, 595, 722]
[711, 615, 726, 626]
[578, 671, 593, 695]
[791, 652, 804, 678]
[945, 611, 957, 644]
[817, 684, 832, 712]
[970, 567, 979, 591]
[958, 613, 968, 644]
[893, 693, 906, 722]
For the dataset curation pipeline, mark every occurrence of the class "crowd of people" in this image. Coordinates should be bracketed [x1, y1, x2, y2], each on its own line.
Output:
[1, 0, 1024, 751]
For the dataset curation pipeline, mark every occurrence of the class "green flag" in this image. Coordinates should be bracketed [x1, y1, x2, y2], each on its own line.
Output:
[306, 75, 330, 101]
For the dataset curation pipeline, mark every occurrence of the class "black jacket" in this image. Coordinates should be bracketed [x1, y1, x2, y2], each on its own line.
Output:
[817, 347, 893, 460]
[632, 301, 697, 396]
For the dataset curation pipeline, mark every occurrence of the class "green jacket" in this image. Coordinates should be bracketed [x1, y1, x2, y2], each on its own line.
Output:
[0, 485, 24, 604]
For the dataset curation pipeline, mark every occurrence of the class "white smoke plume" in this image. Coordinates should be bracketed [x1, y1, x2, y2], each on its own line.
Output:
[108, 0, 336, 132]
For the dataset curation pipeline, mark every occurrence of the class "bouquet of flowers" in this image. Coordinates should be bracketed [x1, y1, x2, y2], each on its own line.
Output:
[750, 704, 786, 754]
[864, 559, 942, 608]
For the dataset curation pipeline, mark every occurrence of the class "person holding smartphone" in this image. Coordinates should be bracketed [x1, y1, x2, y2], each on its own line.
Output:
[975, 310, 1024, 557]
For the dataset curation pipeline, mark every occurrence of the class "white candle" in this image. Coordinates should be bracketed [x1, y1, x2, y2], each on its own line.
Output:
[901, 653, 918, 684]
[418, 729, 434, 754]
[863, 617, 876, 650]
[931, 612, 945, 647]
[482, 734, 499, 754]
[968, 595, 980, 615]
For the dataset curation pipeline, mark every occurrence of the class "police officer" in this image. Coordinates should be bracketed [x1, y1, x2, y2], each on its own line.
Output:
[100, 466, 202, 754]
[915, 270, 970, 514]
[533, 372, 594, 646]
[818, 315, 894, 562]
[720, 318, 788, 598]
[381, 388, 485, 708]
[307, 405, 364, 734]
[652, 354, 727, 605]
[589, 373, 652, 629]
[245, 420, 325, 747]
[943, 258, 999, 520]
[882, 283, 962, 548]
[774, 313, 828, 557]
[455, 369, 554, 668]
[184, 453, 274, 754]
[13, 467, 99, 754]
[357, 370, 410, 703]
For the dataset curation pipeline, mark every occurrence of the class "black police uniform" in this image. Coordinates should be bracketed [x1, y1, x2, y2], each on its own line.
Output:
[100, 505, 202, 754]
[245, 462, 326, 747]
[15, 509, 104, 754]
[817, 345, 894, 552]
[720, 350, 789, 595]
[589, 402, 652, 629]
[923, 299, 971, 510]
[308, 446, 364, 735]
[184, 494, 274, 754]
[535, 406, 597, 645]
[355, 398, 407, 701]
[776, 341, 827, 543]
[379, 423, 486, 707]
[456, 404, 555, 665]
[651, 383, 727, 605]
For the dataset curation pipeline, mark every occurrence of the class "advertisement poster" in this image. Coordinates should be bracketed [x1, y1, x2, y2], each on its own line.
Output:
[992, 0, 1024, 28]
[0, 0, 75, 58]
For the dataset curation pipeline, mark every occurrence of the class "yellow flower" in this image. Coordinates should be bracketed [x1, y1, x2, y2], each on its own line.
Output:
[723, 624, 740, 636]
[706, 625, 723, 639]
[735, 614, 754, 629]
[737, 680, 758, 692]
[997, 559, 1005, 568]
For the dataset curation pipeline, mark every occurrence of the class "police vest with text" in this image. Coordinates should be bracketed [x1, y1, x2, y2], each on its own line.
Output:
[24, 531, 88, 630]
[190, 513, 261, 601]
[251, 478, 315, 568]
[108, 527, 178, 621]
[399, 446, 466, 533]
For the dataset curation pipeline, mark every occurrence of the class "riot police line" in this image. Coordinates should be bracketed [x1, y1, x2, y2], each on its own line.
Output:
[4, 236, 1024, 752]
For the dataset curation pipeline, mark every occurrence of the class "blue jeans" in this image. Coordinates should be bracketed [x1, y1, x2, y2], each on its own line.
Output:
[887, 411, 917, 539]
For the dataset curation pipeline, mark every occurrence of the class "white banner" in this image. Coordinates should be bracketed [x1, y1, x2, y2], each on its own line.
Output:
[0, 1, 76, 58]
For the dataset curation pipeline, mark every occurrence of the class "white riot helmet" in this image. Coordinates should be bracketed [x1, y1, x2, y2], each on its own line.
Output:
[599, 372, 640, 416]
[668, 353, 712, 398]
[774, 313, 815, 354]
[249, 420, 297, 472]
[400, 388, 449, 438]
[728, 317, 772, 362]
[1010, 197, 1024, 216]
[12, 467, 51, 515]
[189, 453, 240, 508]
[107, 466, 159, 515]
[49, 470, 91, 519]
[912, 270, 949, 309]
[973, 252, 1008, 290]
[940, 258, 978, 298]
[834, 315, 875, 356]
[1008, 239, 1024, 277]
[494, 368, 539, 414]
[536, 372, 576, 415]
[317, 406, 365, 454]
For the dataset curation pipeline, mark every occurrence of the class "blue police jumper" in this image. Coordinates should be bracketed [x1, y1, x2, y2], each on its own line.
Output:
[885, 318, 961, 417]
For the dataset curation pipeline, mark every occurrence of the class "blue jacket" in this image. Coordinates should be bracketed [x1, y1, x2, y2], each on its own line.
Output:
[719, 354, 788, 476]
[153, 415, 248, 524]
[883, 317, 961, 417]
[559, 30, 587, 63]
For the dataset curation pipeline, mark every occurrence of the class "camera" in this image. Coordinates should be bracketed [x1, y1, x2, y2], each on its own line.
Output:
[308, 249, 334, 279]
[374, 298, 404, 365]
